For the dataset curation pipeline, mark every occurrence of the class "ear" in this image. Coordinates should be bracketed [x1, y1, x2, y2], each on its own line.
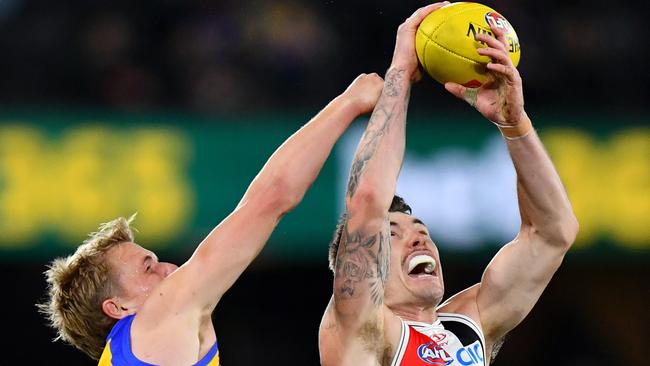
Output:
[102, 298, 131, 320]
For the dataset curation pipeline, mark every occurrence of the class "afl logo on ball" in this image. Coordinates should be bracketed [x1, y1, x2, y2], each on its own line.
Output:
[484, 12, 509, 31]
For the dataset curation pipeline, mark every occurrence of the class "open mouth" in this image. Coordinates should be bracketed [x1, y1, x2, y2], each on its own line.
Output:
[407, 255, 436, 278]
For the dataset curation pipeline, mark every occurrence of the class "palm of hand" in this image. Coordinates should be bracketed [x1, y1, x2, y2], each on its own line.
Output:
[472, 77, 524, 126]
[392, 2, 451, 81]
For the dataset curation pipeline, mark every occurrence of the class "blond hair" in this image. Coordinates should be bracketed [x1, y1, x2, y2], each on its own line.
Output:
[38, 215, 136, 360]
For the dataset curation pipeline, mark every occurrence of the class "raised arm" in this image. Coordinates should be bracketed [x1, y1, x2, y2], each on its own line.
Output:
[445, 25, 579, 343]
[156, 74, 384, 315]
[331, 1, 447, 334]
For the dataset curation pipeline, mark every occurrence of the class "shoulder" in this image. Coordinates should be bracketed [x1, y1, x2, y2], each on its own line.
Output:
[135, 266, 206, 326]
[437, 283, 480, 321]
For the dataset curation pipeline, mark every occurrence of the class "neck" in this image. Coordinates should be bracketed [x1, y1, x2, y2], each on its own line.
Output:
[389, 303, 438, 323]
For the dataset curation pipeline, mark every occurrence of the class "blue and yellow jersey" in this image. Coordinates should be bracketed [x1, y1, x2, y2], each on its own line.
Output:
[98, 314, 219, 366]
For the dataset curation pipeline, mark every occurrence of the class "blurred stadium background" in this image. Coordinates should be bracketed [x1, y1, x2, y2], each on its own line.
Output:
[0, 0, 647, 364]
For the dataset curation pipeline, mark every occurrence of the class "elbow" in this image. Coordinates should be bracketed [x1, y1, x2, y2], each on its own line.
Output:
[557, 213, 580, 249]
[532, 213, 579, 251]
[263, 175, 304, 216]
[345, 182, 387, 218]
[563, 214, 580, 248]
[237, 174, 304, 221]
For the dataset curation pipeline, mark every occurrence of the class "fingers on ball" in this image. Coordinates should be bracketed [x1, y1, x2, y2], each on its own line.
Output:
[408, 1, 449, 24]
[475, 33, 507, 53]
[478, 47, 510, 65]
[488, 23, 509, 42]
[486, 63, 516, 81]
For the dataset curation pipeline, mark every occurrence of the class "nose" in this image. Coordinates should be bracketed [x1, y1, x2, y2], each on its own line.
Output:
[159, 262, 178, 277]
[408, 234, 427, 248]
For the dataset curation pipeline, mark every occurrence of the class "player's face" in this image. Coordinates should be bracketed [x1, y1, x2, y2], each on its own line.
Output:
[383, 212, 444, 309]
[106, 242, 178, 308]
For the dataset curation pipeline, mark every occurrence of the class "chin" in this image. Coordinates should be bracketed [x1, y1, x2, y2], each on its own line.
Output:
[411, 283, 444, 307]
[418, 291, 444, 307]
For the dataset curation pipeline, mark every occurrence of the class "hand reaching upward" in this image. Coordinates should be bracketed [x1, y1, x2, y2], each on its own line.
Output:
[391, 2, 450, 81]
[342, 73, 384, 115]
[445, 22, 529, 136]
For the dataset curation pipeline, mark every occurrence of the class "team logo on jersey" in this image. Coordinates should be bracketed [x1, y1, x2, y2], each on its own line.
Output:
[431, 333, 448, 344]
[455, 340, 484, 366]
[484, 12, 510, 31]
[417, 341, 453, 365]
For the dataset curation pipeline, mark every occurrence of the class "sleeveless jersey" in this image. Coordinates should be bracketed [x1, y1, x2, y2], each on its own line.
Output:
[97, 314, 220, 366]
[390, 313, 486, 366]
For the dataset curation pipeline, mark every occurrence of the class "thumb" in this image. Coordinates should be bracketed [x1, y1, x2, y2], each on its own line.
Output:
[444, 82, 465, 99]
[412, 67, 423, 83]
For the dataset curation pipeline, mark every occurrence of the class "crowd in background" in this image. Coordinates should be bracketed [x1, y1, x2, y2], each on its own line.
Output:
[0, 0, 645, 114]
[0, 1, 647, 365]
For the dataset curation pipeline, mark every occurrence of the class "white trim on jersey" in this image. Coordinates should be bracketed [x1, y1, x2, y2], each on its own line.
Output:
[403, 319, 442, 329]
[389, 319, 410, 366]
[437, 312, 486, 356]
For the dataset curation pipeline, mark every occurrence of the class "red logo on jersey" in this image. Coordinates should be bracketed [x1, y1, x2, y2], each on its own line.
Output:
[431, 333, 448, 345]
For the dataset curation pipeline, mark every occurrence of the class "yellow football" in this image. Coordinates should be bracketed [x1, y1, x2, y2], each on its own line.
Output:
[415, 2, 521, 87]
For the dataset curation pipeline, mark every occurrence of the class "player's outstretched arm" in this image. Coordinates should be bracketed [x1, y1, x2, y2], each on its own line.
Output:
[445, 25, 579, 343]
[329, 0, 448, 341]
[148, 74, 384, 317]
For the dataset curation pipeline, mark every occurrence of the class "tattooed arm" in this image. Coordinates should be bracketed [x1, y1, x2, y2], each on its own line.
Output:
[326, 65, 407, 366]
[333, 65, 408, 318]
[319, 4, 450, 365]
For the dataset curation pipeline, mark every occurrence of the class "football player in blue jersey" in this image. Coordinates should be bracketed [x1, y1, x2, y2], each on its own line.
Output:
[40, 73, 384, 364]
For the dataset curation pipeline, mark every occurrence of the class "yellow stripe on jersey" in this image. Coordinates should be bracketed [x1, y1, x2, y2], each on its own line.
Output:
[97, 339, 113, 366]
[96, 339, 219, 366]
[206, 350, 219, 366]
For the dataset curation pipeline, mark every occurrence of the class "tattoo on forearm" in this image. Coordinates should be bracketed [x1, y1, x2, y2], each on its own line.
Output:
[385, 69, 405, 97]
[346, 68, 406, 198]
[335, 220, 390, 306]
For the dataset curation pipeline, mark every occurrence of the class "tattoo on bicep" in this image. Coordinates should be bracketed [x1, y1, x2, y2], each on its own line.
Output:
[346, 68, 406, 198]
[335, 220, 390, 306]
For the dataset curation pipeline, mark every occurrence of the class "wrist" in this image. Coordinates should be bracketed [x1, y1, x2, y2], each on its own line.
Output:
[496, 113, 533, 140]
[334, 93, 366, 118]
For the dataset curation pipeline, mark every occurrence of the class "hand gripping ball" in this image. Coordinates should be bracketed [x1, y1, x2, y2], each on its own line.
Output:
[415, 2, 521, 87]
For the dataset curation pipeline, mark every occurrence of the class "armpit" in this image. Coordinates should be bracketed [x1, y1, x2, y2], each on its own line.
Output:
[488, 334, 508, 364]
[359, 320, 390, 362]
